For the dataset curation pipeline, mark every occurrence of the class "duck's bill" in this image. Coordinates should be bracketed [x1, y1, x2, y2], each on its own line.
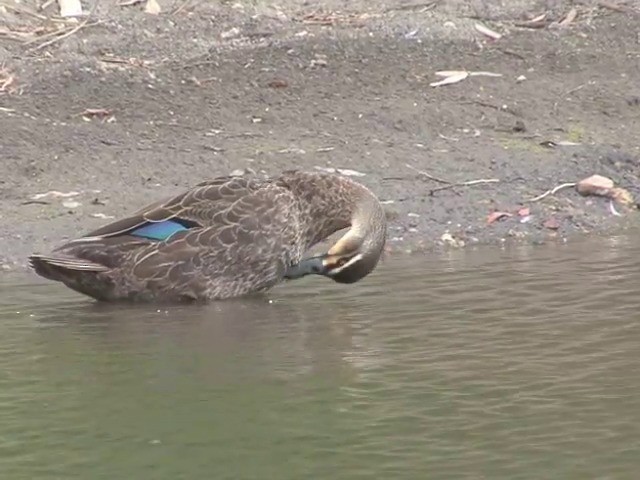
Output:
[283, 256, 327, 280]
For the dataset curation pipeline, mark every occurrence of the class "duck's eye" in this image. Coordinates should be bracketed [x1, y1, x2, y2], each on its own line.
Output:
[335, 257, 348, 268]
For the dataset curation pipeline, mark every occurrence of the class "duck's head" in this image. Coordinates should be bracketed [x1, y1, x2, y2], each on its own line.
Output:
[284, 203, 387, 285]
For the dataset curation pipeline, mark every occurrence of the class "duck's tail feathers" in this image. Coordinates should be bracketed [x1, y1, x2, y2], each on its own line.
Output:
[29, 254, 109, 281]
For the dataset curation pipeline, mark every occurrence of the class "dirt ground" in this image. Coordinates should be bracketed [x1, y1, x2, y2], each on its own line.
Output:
[1, 0, 639, 270]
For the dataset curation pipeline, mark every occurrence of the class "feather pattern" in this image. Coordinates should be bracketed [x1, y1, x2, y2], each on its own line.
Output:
[29, 171, 387, 303]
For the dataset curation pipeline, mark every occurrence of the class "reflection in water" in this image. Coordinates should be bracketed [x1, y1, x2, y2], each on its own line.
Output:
[1, 236, 640, 479]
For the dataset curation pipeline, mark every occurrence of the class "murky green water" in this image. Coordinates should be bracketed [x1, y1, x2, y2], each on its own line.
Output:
[2, 237, 640, 479]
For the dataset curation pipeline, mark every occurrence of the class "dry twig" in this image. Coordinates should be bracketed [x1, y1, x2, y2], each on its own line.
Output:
[429, 178, 500, 195]
[405, 163, 451, 184]
[405, 164, 499, 194]
[28, 19, 100, 52]
[529, 182, 576, 202]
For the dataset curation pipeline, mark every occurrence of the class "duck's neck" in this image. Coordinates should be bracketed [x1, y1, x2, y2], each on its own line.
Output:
[277, 171, 382, 250]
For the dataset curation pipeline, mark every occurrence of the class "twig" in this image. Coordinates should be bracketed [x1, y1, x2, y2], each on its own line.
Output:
[430, 178, 500, 195]
[172, 0, 196, 15]
[385, 1, 438, 13]
[28, 19, 100, 52]
[40, 0, 57, 11]
[598, 1, 634, 13]
[0, 2, 49, 20]
[405, 163, 451, 184]
[529, 182, 576, 202]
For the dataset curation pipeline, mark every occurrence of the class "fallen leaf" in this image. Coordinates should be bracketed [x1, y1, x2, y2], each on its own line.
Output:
[517, 207, 530, 217]
[576, 174, 614, 197]
[221, 27, 240, 39]
[62, 200, 81, 209]
[81, 108, 112, 119]
[31, 190, 81, 200]
[475, 23, 502, 40]
[559, 8, 578, 27]
[468, 71, 503, 78]
[543, 217, 561, 230]
[58, 0, 83, 17]
[487, 211, 512, 224]
[337, 168, 366, 177]
[514, 12, 549, 29]
[430, 71, 469, 87]
[609, 187, 635, 206]
[145, 0, 161, 15]
[314, 166, 366, 177]
[267, 79, 288, 88]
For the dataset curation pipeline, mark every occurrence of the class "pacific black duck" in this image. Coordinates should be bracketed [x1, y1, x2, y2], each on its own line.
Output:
[29, 170, 387, 302]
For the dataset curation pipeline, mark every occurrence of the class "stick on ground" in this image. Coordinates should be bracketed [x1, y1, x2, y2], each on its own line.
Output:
[529, 182, 576, 202]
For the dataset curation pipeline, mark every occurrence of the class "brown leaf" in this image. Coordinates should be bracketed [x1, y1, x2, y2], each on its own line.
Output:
[609, 187, 635, 206]
[81, 108, 112, 118]
[487, 211, 512, 224]
[576, 174, 614, 197]
[559, 7, 578, 27]
[517, 207, 530, 217]
[543, 217, 561, 230]
[267, 79, 288, 89]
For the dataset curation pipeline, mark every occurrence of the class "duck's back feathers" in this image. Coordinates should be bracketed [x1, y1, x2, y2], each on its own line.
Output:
[30, 175, 305, 301]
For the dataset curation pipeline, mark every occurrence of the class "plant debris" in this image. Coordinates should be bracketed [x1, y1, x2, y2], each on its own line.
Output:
[314, 166, 366, 177]
[487, 211, 512, 224]
[530, 182, 577, 202]
[58, 0, 82, 17]
[430, 70, 502, 88]
[81, 108, 114, 121]
[543, 217, 561, 230]
[475, 23, 502, 40]
[145, 0, 161, 15]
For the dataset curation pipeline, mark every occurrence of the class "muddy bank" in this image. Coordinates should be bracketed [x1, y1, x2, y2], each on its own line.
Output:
[1, 0, 639, 270]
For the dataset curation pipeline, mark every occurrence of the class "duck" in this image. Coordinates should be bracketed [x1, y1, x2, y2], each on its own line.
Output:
[29, 170, 387, 302]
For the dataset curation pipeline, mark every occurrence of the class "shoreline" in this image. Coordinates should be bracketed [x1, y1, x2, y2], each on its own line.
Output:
[1, 0, 639, 271]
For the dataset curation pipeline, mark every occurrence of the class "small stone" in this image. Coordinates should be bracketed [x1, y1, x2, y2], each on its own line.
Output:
[543, 217, 561, 230]
[576, 174, 614, 197]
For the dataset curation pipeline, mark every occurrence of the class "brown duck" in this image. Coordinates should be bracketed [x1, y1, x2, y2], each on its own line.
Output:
[29, 170, 387, 302]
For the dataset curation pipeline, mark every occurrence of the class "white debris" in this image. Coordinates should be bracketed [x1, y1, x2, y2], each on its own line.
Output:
[58, 0, 82, 18]
[31, 190, 81, 200]
[62, 200, 81, 209]
[314, 166, 366, 177]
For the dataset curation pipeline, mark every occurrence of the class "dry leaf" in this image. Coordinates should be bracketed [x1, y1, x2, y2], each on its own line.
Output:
[576, 174, 614, 197]
[145, 0, 161, 15]
[559, 8, 578, 27]
[543, 217, 560, 230]
[62, 200, 81, 208]
[81, 108, 112, 118]
[475, 23, 502, 40]
[487, 211, 512, 224]
[31, 190, 81, 200]
[609, 187, 635, 206]
[515, 12, 549, 29]
[430, 72, 469, 87]
[58, 0, 83, 17]
[517, 207, 530, 217]
[267, 79, 288, 88]
[468, 71, 503, 78]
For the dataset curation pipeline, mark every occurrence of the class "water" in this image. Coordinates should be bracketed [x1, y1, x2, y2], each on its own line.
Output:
[1, 236, 640, 479]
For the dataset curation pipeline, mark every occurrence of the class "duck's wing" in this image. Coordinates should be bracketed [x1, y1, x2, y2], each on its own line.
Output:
[82, 176, 263, 240]
[126, 182, 304, 298]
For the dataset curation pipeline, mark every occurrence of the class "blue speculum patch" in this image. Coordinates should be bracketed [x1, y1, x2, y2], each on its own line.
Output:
[130, 220, 188, 241]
